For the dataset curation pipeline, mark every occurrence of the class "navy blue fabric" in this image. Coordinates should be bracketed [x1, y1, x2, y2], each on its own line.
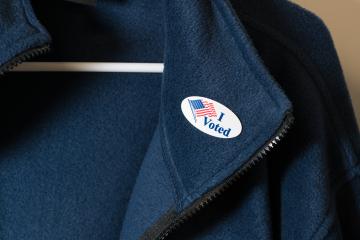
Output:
[0, 0, 358, 239]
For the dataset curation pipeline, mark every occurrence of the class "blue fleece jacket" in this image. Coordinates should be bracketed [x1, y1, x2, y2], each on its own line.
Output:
[0, 0, 359, 239]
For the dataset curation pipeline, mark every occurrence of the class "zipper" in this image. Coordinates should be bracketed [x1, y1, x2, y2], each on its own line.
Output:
[0, 44, 50, 75]
[0, 44, 294, 240]
[157, 112, 294, 240]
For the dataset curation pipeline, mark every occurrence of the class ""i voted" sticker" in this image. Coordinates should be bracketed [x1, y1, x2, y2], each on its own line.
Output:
[181, 96, 242, 139]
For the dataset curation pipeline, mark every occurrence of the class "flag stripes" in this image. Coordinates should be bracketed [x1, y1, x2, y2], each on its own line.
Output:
[189, 99, 217, 119]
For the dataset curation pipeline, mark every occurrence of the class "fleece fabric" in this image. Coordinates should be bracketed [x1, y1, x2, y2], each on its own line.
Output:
[0, 0, 359, 240]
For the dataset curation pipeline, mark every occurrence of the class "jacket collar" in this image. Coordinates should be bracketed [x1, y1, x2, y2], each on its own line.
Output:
[161, 0, 292, 206]
[1, 0, 292, 239]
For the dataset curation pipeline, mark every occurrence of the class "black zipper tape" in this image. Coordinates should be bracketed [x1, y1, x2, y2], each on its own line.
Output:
[0, 45, 50, 75]
[156, 112, 294, 240]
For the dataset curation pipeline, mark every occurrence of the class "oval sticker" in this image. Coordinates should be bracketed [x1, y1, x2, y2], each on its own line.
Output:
[181, 96, 242, 139]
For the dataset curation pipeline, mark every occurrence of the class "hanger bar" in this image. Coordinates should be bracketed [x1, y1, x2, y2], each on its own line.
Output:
[11, 62, 164, 73]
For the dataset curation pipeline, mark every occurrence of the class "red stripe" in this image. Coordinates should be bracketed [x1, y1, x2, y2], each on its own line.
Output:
[196, 109, 215, 113]
[195, 111, 217, 116]
[196, 111, 214, 114]
[196, 106, 215, 111]
[195, 108, 216, 112]
[196, 111, 216, 114]
[195, 100, 217, 117]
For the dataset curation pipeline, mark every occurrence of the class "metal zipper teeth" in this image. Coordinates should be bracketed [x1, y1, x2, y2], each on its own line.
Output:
[0, 45, 50, 75]
[157, 113, 294, 240]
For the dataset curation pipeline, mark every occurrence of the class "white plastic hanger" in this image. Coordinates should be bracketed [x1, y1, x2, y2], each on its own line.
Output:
[11, 62, 164, 73]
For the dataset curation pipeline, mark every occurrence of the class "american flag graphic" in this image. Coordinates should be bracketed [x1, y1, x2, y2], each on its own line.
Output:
[188, 99, 217, 121]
